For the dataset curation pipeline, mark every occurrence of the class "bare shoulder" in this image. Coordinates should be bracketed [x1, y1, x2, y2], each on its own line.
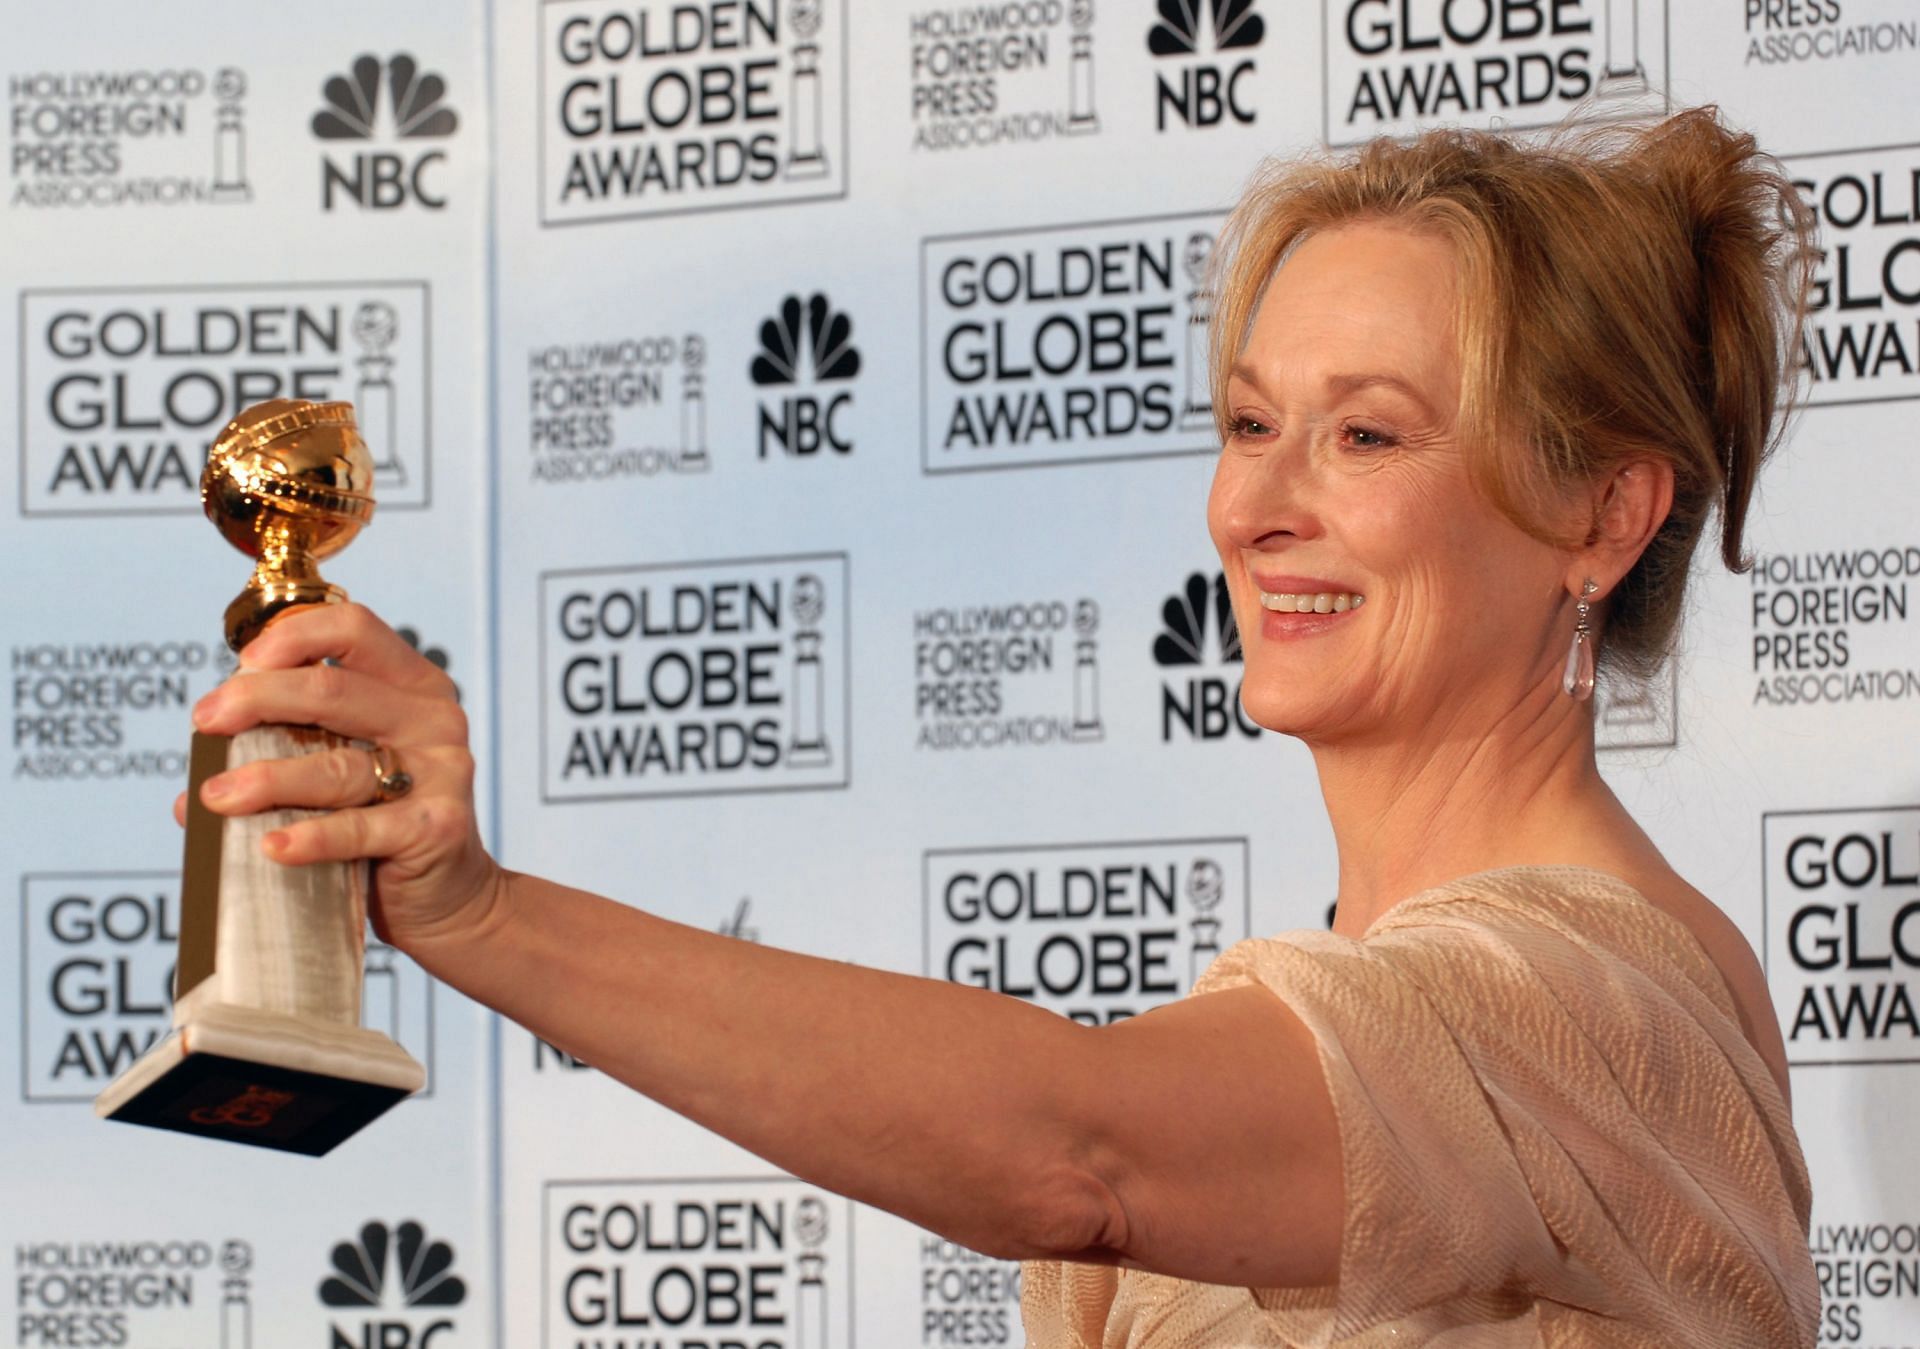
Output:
[1619, 869, 1791, 1102]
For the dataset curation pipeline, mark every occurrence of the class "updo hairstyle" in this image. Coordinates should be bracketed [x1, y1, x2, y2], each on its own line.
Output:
[1210, 106, 1815, 677]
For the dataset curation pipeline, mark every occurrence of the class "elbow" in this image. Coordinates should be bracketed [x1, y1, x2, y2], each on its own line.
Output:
[994, 1160, 1131, 1263]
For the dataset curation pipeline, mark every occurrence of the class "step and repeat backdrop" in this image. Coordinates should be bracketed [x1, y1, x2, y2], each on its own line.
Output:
[3, 1, 1917, 1345]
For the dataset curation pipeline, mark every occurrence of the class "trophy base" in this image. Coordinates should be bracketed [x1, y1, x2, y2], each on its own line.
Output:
[94, 1002, 424, 1156]
[1597, 67, 1650, 99]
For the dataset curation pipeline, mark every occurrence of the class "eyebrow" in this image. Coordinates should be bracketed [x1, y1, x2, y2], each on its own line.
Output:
[1228, 364, 1438, 417]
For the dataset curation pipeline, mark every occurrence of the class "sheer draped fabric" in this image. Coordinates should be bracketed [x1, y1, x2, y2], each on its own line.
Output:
[1019, 867, 1817, 1348]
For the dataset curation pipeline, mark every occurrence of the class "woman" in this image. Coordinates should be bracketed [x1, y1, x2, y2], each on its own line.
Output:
[183, 106, 1819, 1345]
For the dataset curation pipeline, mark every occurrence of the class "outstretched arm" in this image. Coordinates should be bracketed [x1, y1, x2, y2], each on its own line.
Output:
[187, 603, 1342, 1288]
[415, 875, 1341, 1284]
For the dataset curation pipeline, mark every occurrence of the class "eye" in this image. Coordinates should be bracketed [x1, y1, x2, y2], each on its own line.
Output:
[1227, 414, 1276, 439]
[1342, 421, 1398, 451]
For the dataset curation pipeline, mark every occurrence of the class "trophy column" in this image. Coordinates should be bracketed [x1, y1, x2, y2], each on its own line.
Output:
[783, 2, 829, 180]
[353, 302, 403, 482]
[209, 68, 252, 203]
[680, 333, 711, 472]
[794, 1198, 832, 1349]
[1187, 858, 1224, 989]
[1070, 599, 1104, 743]
[787, 574, 831, 769]
[1179, 232, 1215, 432]
[1598, 0, 1648, 96]
[95, 399, 425, 1155]
[1067, 1, 1099, 134]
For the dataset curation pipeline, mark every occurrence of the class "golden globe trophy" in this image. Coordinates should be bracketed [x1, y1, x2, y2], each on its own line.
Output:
[95, 399, 425, 1155]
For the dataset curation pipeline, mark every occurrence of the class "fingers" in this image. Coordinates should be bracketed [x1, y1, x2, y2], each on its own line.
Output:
[193, 661, 467, 745]
[239, 602, 458, 701]
[262, 791, 474, 870]
[173, 791, 188, 828]
[200, 744, 468, 816]
[175, 602, 485, 902]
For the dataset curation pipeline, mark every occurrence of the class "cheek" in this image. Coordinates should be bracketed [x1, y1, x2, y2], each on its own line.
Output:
[1353, 483, 1558, 662]
[1342, 472, 1456, 580]
[1341, 448, 1505, 570]
[1337, 473, 1521, 674]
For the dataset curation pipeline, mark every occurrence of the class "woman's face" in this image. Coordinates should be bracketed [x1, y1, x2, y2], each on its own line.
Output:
[1209, 221, 1570, 742]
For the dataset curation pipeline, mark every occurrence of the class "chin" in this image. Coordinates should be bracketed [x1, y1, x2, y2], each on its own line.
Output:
[1236, 680, 1321, 739]
[1238, 661, 1380, 740]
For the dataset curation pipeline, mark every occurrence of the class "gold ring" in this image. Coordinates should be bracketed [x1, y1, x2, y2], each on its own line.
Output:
[370, 744, 413, 803]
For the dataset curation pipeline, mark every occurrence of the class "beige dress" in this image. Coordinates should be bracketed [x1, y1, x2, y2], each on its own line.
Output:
[1019, 866, 1818, 1348]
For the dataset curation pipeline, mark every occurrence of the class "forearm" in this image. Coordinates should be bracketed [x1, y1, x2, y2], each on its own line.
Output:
[406, 870, 1125, 1259]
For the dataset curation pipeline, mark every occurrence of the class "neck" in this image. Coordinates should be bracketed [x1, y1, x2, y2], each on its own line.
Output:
[1311, 678, 1637, 936]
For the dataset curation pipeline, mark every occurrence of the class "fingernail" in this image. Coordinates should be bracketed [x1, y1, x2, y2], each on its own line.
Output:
[261, 831, 289, 858]
[192, 696, 218, 729]
[201, 775, 231, 803]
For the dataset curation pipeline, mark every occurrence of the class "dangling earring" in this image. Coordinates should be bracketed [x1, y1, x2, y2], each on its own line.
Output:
[1562, 578, 1597, 701]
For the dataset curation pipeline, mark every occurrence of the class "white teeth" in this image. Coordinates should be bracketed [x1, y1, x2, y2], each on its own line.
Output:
[1258, 591, 1365, 613]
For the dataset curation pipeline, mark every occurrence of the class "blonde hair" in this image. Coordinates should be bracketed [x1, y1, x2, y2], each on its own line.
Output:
[1210, 107, 1814, 676]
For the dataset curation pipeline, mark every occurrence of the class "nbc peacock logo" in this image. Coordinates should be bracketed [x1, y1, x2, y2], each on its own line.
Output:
[1147, 0, 1264, 55]
[312, 53, 460, 210]
[1155, 571, 1259, 741]
[752, 293, 861, 458]
[1147, 0, 1262, 131]
[312, 55, 460, 140]
[1154, 572, 1243, 667]
[751, 294, 862, 386]
[319, 1220, 464, 1347]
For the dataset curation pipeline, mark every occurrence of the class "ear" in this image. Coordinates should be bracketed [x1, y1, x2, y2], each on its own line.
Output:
[1569, 457, 1673, 598]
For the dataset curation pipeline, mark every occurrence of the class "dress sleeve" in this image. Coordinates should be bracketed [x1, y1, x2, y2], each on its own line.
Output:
[1187, 891, 1815, 1345]
[1191, 921, 1577, 1335]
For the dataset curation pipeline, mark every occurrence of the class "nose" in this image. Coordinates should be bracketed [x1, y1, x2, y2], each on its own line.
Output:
[1208, 434, 1324, 553]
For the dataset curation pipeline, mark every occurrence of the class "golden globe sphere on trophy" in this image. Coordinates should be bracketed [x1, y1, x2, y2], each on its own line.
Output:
[94, 399, 425, 1155]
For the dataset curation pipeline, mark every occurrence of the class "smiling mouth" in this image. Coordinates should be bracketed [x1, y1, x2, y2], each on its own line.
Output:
[1259, 591, 1365, 614]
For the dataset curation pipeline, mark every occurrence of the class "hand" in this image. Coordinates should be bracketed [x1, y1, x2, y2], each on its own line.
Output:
[175, 603, 500, 954]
